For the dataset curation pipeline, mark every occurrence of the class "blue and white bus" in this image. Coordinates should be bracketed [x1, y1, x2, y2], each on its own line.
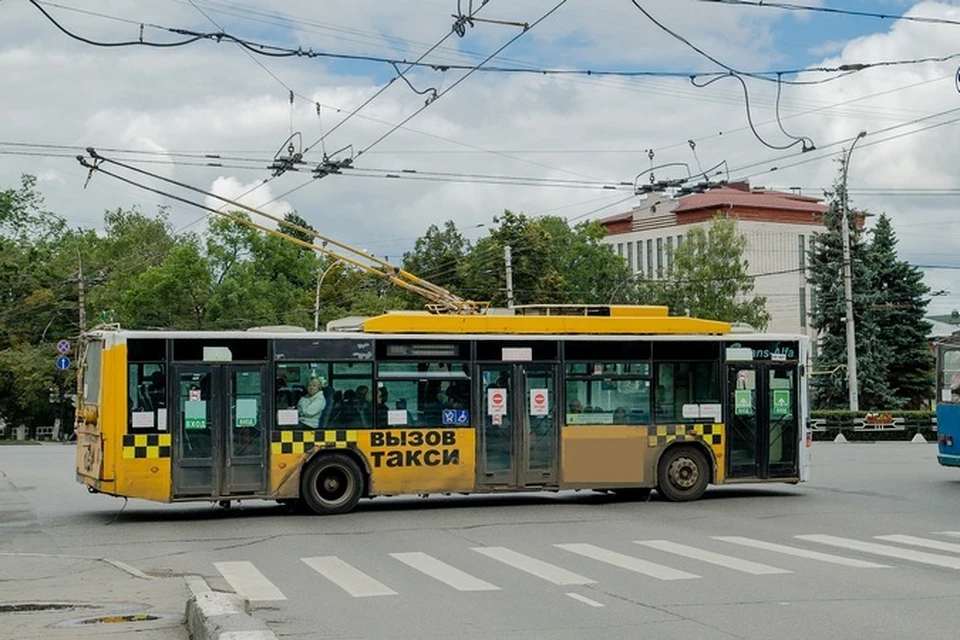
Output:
[936, 341, 960, 468]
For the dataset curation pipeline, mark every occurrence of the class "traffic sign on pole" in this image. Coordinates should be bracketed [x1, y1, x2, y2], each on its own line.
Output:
[55, 356, 71, 371]
[56, 339, 71, 354]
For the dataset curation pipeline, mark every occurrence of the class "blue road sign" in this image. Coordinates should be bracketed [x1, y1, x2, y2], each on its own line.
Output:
[442, 409, 456, 425]
[55, 356, 71, 370]
[455, 409, 469, 424]
[56, 339, 71, 354]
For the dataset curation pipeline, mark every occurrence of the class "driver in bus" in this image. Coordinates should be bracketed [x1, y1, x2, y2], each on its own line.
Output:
[298, 377, 327, 428]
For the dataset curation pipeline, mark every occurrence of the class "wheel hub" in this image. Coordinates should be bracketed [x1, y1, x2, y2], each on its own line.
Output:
[668, 456, 699, 489]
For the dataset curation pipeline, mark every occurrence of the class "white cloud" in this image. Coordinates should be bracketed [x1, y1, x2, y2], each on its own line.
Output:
[2, 0, 960, 310]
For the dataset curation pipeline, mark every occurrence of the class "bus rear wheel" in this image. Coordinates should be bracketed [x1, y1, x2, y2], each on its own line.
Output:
[301, 453, 363, 515]
[656, 446, 709, 502]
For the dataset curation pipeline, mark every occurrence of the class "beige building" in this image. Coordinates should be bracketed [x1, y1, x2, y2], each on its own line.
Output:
[599, 181, 838, 339]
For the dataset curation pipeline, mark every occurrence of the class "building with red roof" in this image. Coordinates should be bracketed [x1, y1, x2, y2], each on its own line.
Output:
[600, 181, 863, 337]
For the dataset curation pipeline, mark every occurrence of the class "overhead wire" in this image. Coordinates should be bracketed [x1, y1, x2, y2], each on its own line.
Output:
[355, 0, 570, 158]
[691, 0, 960, 28]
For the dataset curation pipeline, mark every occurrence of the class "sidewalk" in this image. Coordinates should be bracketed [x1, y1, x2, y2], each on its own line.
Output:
[0, 552, 189, 639]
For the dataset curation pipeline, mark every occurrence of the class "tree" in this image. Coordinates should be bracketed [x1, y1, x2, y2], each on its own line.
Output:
[402, 220, 470, 295]
[807, 176, 896, 410]
[868, 214, 934, 408]
[458, 210, 632, 306]
[652, 216, 770, 329]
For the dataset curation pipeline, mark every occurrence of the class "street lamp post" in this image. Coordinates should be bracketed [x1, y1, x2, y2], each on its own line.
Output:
[314, 259, 343, 331]
[841, 131, 867, 411]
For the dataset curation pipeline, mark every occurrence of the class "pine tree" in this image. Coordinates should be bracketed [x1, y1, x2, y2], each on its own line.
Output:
[807, 175, 896, 410]
[868, 214, 934, 408]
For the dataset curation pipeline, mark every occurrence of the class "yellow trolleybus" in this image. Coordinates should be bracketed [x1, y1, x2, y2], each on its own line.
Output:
[75, 305, 811, 514]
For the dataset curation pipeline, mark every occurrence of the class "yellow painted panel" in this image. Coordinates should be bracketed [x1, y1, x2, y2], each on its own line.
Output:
[363, 313, 729, 335]
[562, 426, 650, 485]
[268, 428, 476, 497]
[99, 341, 127, 482]
[608, 305, 668, 317]
[358, 429, 476, 495]
[115, 459, 172, 502]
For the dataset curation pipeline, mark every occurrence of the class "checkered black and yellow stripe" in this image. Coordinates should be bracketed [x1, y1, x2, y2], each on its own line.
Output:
[122, 433, 172, 459]
[647, 424, 723, 449]
[271, 429, 358, 455]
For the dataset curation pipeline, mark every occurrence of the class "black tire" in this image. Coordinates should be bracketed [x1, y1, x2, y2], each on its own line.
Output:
[301, 453, 364, 515]
[611, 488, 652, 502]
[656, 446, 710, 502]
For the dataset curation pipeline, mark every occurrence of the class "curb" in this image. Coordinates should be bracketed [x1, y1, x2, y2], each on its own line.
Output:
[185, 576, 277, 640]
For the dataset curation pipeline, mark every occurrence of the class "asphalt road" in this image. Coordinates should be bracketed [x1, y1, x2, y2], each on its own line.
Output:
[2, 442, 960, 639]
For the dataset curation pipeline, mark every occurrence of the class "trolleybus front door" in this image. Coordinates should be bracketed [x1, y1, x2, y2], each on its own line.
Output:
[477, 364, 559, 488]
[726, 364, 799, 480]
[172, 364, 268, 499]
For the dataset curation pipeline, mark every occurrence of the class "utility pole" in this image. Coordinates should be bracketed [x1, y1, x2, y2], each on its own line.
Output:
[841, 131, 867, 411]
[314, 259, 342, 331]
[76, 246, 86, 332]
[504, 245, 514, 309]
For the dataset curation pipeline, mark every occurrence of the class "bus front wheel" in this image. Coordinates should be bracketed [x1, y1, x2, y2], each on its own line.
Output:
[656, 446, 709, 502]
[301, 453, 364, 515]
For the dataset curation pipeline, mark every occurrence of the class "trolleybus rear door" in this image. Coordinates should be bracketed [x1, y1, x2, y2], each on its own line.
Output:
[173, 366, 217, 497]
[172, 364, 268, 498]
[223, 365, 267, 496]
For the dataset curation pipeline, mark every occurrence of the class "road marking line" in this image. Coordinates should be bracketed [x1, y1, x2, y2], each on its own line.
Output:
[390, 552, 500, 591]
[713, 536, 890, 568]
[554, 543, 699, 581]
[471, 547, 596, 585]
[934, 532, 960, 538]
[566, 592, 604, 608]
[634, 540, 791, 575]
[875, 535, 960, 554]
[302, 556, 397, 597]
[213, 561, 286, 601]
[796, 535, 960, 570]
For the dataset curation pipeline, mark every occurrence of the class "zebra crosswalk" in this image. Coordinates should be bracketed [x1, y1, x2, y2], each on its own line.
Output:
[210, 531, 960, 603]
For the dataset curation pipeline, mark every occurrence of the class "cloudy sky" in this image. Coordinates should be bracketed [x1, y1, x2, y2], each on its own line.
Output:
[3, 0, 960, 313]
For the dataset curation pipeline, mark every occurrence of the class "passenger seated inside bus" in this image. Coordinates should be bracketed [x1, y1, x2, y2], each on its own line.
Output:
[297, 377, 328, 428]
[375, 386, 390, 426]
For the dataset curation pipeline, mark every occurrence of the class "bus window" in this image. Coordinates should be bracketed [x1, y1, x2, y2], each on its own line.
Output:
[655, 362, 720, 423]
[376, 361, 471, 427]
[275, 362, 373, 429]
[941, 349, 960, 403]
[128, 363, 167, 432]
[81, 340, 102, 405]
[565, 362, 651, 425]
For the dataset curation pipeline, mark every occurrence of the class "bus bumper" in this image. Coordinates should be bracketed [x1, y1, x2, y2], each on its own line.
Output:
[937, 453, 960, 468]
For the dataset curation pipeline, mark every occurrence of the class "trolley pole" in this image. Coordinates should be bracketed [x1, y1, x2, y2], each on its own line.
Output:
[841, 131, 866, 411]
[504, 245, 515, 309]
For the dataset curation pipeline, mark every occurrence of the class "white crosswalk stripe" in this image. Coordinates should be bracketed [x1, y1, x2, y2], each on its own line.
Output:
[713, 536, 890, 568]
[934, 532, 960, 538]
[213, 561, 286, 601]
[566, 592, 604, 607]
[555, 543, 699, 580]
[390, 552, 500, 591]
[874, 535, 960, 555]
[634, 540, 791, 575]
[471, 547, 596, 585]
[302, 556, 397, 597]
[796, 535, 960, 570]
